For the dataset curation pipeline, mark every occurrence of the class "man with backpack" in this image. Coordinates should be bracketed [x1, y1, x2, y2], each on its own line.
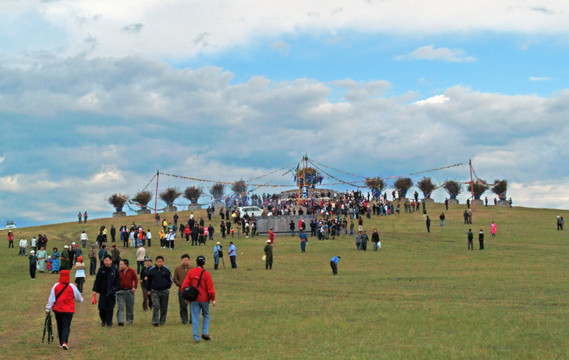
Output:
[181, 255, 216, 342]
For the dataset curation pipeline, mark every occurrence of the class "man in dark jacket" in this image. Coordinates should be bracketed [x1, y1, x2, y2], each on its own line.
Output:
[139, 256, 153, 311]
[111, 245, 121, 268]
[467, 229, 474, 250]
[147, 256, 173, 326]
[92, 255, 120, 327]
[110, 225, 116, 243]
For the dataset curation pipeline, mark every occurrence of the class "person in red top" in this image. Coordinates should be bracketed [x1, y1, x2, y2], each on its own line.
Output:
[181, 255, 216, 342]
[45, 270, 83, 350]
[268, 229, 275, 244]
[8, 231, 14, 248]
[116, 259, 138, 326]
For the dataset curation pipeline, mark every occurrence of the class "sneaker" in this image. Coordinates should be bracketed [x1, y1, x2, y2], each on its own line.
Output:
[118, 323, 124, 326]
[202, 334, 211, 341]
[62, 343, 69, 350]
[101, 321, 106, 327]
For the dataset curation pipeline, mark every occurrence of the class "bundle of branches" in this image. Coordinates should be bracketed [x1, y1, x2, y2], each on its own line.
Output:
[159, 187, 182, 206]
[468, 181, 489, 199]
[232, 179, 248, 195]
[295, 167, 324, 188]
[491, 179, 508, 200]
[108, 193, 127, 212]
[365, 177, 386, 193]
[393, 177, 413, 197]
[184, 186, 203, 204]
[443, 180, 462, 199]
[132, 190, 153, 209]
[210, 183, 225, 200]
[417, 177, 436, 198]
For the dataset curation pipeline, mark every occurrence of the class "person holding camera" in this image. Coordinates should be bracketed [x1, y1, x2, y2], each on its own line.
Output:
[181, 255, 216, 342]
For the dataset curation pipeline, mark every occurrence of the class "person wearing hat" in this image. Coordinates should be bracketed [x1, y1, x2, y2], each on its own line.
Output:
[330, 256, 341, 275]
[173, 254, 194, 324]
[264, 240, 273, 270]
[213, 242, 222, 270]
[29, 250, 38, 279]
[181, 255, 216, 342]
[93, 255, 121, 327]
[111, 244, 121, 269]
[74, 256, 86, 293]
[60, 245, 71, 271]
[45, 270, 84, 350]
[139, 256, 153, 311]
[52, 247, 60, 274]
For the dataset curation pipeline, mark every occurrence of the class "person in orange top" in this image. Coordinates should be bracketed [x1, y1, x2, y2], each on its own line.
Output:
[181, 255, 215, 342]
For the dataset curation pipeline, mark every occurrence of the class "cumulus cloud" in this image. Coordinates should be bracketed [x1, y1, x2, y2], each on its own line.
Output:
[2, 1, 569, 61]
[396, 45, 476, 62]
[0, 57, 568, 226]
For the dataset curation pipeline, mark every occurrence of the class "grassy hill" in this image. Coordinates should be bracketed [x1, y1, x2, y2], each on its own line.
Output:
[1, 203, 568, 359]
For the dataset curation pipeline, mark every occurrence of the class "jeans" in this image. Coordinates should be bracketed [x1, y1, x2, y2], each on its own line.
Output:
[75, 277, 84, 293]
[230, 256, 237, 269]
[300, 241, 306, 252]
[373, 242, 379, 251]
[330, 261, 338, 275]
[137, 261, 143, 274]
[98, 293, 116, 326]
[151, 289, 169, 325]
[177, 289, 190, 324]
[190, 302, 210, 341]
[89, 258, 97, 275]
[440, 220, 445, 227]
[214, 253, 219, 269]
[53, 311, 73, 346]
[116, 290, 135, 324]
[290, 230, 294, 236]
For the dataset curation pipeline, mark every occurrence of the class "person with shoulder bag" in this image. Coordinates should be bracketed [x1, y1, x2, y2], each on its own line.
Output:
[45, 270, 84, 350]
[181, 255, 216, 342]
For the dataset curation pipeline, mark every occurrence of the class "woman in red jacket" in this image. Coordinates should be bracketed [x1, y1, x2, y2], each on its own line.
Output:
[45, 270, 84, 350]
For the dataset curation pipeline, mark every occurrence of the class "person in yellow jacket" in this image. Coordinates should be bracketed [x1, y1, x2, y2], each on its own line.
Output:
[159, 229, 166, 248]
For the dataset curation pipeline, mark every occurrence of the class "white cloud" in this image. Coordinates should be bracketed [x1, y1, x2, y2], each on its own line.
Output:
[0, 156, 4, 164]
[271, 40, 290, 56]
[2, 1, 569, 61]
[530, 76, 552, 81]
[396, 45, 476, 63]
[415, 94, 449, 105]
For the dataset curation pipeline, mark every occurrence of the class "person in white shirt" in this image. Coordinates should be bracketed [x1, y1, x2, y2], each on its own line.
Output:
[19, 238, 28, 256]
[146, 229, 152, 247]
[167, 230, 175, 250]
[80, 231, 88, 248]
[30, 237, 37, 252]
[136, 245, 146, 274]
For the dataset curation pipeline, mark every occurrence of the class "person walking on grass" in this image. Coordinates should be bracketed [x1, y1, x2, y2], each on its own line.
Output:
[479, 229, 485, 250]
[372, 229, 380, 251]
[439, 213, 445, 227]
[330, 256, 341, 275]
[88, 244, 97, 276]
[74, 256, 86, 293]
[426, 216, 431, 233]
[491, 221, 497, 237]
[80, 231, 88, 248]
[93, 255, 120, 327]
[8, 231, 14, 248]
[29, 250, 38, 280]
[299, 230, 308, 253]
[136, 244, 146, 274]
[45, 270, 83, 350]
[52, 247, 60, 274]
[181, 255, 216, 343]
[19, 238, 28, 256]
[116, 259, 138, 326]
[467, 229, 474, 250]
[213, 242, 222, 270]
[37, 246, 47, 273]
[228, 242, 237, 268]
[173, 254, 193, 325]
[140, 256, 153, 311]
[147, 255, 173, 326]
[264, 240, 273, 270]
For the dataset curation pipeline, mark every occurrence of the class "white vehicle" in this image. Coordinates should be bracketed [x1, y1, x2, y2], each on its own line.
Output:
[237, 206, 264, 217]
[4, 220, 16, 229]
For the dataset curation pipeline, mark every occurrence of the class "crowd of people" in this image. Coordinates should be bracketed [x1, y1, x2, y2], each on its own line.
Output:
[10, 189, 562, 352]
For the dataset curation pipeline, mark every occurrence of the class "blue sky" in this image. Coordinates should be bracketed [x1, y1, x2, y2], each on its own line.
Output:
[1, 1, 568, 228]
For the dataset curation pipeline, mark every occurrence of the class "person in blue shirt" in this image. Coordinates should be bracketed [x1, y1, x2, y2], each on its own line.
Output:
[228, 242, 237, 269]
[213, 242, 222, 270]
[299, 231, 308, 253]
[330, 256, 341, 275]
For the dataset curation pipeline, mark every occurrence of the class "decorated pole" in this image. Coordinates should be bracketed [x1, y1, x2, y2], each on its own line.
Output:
[469, 160, 475, 211]
[154, 170, 160, 216]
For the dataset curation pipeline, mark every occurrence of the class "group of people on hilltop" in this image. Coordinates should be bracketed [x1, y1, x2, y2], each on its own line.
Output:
[77, 211, 88, 224]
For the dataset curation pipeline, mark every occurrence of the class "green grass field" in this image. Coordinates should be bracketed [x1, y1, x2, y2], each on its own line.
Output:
[1, 203, 568, 359]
